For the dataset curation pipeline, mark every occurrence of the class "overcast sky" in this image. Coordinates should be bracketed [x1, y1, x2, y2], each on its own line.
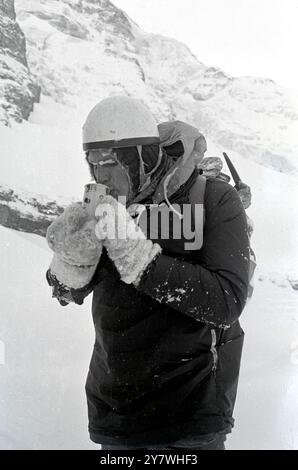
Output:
[113, 0, 298, 90]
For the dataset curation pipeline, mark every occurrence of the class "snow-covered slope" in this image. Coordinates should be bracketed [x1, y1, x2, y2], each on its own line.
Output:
[216, 145, 298, 280]
[11, 0, 298, 174]
[0, 226, 97, 450]
[0, 225, 297, 450]
[230, 275, 298, 450]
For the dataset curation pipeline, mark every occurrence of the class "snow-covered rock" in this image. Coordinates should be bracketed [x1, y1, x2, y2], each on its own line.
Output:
[0, 0, 40, 124]
[0, 183, 66, 236]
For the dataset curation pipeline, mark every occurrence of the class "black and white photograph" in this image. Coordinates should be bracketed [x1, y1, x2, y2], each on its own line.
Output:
[0, 0, 297, 453]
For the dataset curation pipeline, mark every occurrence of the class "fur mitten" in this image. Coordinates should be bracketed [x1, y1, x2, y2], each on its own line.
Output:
[46, 202, 102, 289]
[94, 195, 161, 285]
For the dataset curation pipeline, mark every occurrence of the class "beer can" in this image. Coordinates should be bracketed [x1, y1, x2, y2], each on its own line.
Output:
[82, 183, 108, 216]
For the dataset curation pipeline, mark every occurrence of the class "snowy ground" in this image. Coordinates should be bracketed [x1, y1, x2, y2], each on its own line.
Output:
[229, 277, 298, 450]
[0, 225, 297, 450]
[0, 227, 97, 450]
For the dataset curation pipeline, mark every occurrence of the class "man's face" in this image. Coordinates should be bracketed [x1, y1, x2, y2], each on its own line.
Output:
[87, 149, 131, 200]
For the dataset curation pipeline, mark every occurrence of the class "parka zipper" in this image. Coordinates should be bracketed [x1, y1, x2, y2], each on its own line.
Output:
[210, 329, 218, 374]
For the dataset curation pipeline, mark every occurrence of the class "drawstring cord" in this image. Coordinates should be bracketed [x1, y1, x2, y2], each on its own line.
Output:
[162, 166, 184, 220]
[137, 145, 184, 220]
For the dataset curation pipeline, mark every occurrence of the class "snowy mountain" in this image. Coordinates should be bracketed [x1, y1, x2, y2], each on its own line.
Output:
[3, 0, 297, 175]
[0, 0, 40, 124]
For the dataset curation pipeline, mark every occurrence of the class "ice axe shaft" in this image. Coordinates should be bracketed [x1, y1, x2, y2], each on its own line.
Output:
[223, 152, 242, 189]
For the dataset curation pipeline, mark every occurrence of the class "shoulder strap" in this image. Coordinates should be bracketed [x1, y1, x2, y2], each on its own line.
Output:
[189, 173, 206, 212]
[184, 174, 206, 250]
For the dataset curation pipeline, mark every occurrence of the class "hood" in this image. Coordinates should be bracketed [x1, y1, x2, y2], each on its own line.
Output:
[151, 121, 207, 204]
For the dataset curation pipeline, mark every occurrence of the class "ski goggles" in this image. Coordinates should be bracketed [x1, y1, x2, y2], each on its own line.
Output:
[86, 148, 119, 167]
[86, 146, 161, 175]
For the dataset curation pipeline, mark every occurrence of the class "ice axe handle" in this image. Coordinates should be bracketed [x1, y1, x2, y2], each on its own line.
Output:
[222, 152, 242, 189]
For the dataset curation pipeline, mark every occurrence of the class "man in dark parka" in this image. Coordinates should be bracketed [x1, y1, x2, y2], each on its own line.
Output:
[46, 96, 250, 450]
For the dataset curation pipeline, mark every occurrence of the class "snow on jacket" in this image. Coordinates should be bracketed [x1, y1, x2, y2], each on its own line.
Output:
[83, 169, 250, 446]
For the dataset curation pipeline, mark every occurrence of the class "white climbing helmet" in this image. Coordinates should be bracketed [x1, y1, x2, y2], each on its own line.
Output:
[82, 96, 160, 151]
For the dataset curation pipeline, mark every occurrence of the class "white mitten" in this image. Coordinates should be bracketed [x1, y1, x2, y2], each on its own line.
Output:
[46, 202, 103, 289]
[94, 195, 162, 285]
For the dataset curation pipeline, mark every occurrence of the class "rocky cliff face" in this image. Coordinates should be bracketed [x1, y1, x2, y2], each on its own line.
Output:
[0, 0, 40, 124]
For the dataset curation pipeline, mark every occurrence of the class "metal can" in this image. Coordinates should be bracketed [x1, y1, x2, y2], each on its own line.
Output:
[82, 183, 108, 216]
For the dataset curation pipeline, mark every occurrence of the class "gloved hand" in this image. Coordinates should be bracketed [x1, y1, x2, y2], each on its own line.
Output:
[46, 269, 94, 306]
[46, 202, 103, 290]
[94, 195, 162, 285]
